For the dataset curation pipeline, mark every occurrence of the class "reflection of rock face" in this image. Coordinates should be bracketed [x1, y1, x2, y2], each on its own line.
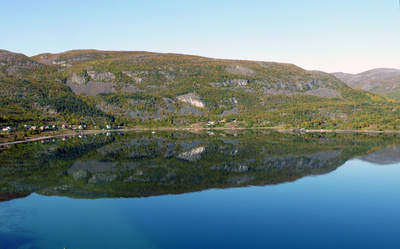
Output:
[2, 131, 400, 201]
[306, 151, 342, 161]
[212, 165, 249, 173]
[68, 160, 117, 173]
[221, 138, 239, 147]
[180, 140, 203, 150]
[178, 147, 205, 162]
[71, 170, 90, 182]
[227, 175, 256, 185]
[358, 147, 400, 165]
[262, 152, 341, 170]
[89, 173, 117, 183]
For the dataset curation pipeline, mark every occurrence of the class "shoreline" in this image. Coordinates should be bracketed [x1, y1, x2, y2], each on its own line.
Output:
[1, 127, 399, 147]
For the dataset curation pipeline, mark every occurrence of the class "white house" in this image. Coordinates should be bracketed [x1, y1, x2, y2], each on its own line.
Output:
[206, 121, 215, 126]
[2, 127, 13, 131]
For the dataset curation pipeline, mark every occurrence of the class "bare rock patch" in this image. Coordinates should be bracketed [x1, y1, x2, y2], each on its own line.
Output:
[304, 88, 342, 98]
[67, 81, 116, 95]
[226, 65, 255, 76]
[177, 92, 205, 108]
[87, 70, 115, 82]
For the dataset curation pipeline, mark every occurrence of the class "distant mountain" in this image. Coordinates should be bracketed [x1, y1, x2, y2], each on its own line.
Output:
[1, 49, 400, 131]
[332, 68, 400, 99]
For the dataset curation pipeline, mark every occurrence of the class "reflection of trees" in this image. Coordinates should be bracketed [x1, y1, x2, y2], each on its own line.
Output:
[0, 131, 399, 201]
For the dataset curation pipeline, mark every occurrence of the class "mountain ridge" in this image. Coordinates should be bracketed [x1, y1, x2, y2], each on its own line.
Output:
[1, 49, 400, 138]
[332, 68, 400, 99]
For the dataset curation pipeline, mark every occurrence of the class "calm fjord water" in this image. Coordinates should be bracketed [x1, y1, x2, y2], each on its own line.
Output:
[0, 131, 400, 249]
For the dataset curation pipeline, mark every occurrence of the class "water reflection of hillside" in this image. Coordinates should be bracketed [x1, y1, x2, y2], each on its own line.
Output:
[0, 131, 399, 201]
[358, 146, 400, 165]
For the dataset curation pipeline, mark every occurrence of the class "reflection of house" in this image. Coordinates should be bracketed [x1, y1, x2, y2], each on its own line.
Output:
[106, 125, 112, 129]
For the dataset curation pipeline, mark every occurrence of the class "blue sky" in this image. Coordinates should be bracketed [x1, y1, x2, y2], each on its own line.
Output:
[1, 0, 399, 73]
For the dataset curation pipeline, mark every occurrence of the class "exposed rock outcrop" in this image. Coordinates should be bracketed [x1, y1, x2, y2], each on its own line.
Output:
[226, 65, 255, 76]
[210, 79, 249, 87]
[221, 108, 239, 116]
[122, 70, 145, 84]
[67, 81, 116, 95]
[87, 70, 115, 82]
[71, 73, 86, 84]
[177, 92, 205, 108]
[179, 104, 203, 116]
[227, 97, 239, 105]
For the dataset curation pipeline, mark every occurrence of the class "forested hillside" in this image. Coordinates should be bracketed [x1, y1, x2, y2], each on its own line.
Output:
[1, 49, 400, 133]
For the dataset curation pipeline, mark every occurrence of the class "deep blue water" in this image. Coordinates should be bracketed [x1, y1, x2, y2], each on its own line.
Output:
[1, 159, 400, 249]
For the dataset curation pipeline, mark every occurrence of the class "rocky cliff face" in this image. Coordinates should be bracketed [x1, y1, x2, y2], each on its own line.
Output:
[176, 92, 205, 108]
[87, 70, 115, 82]
[210, 79, 249, 87]
[71, 73, 86, 84]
